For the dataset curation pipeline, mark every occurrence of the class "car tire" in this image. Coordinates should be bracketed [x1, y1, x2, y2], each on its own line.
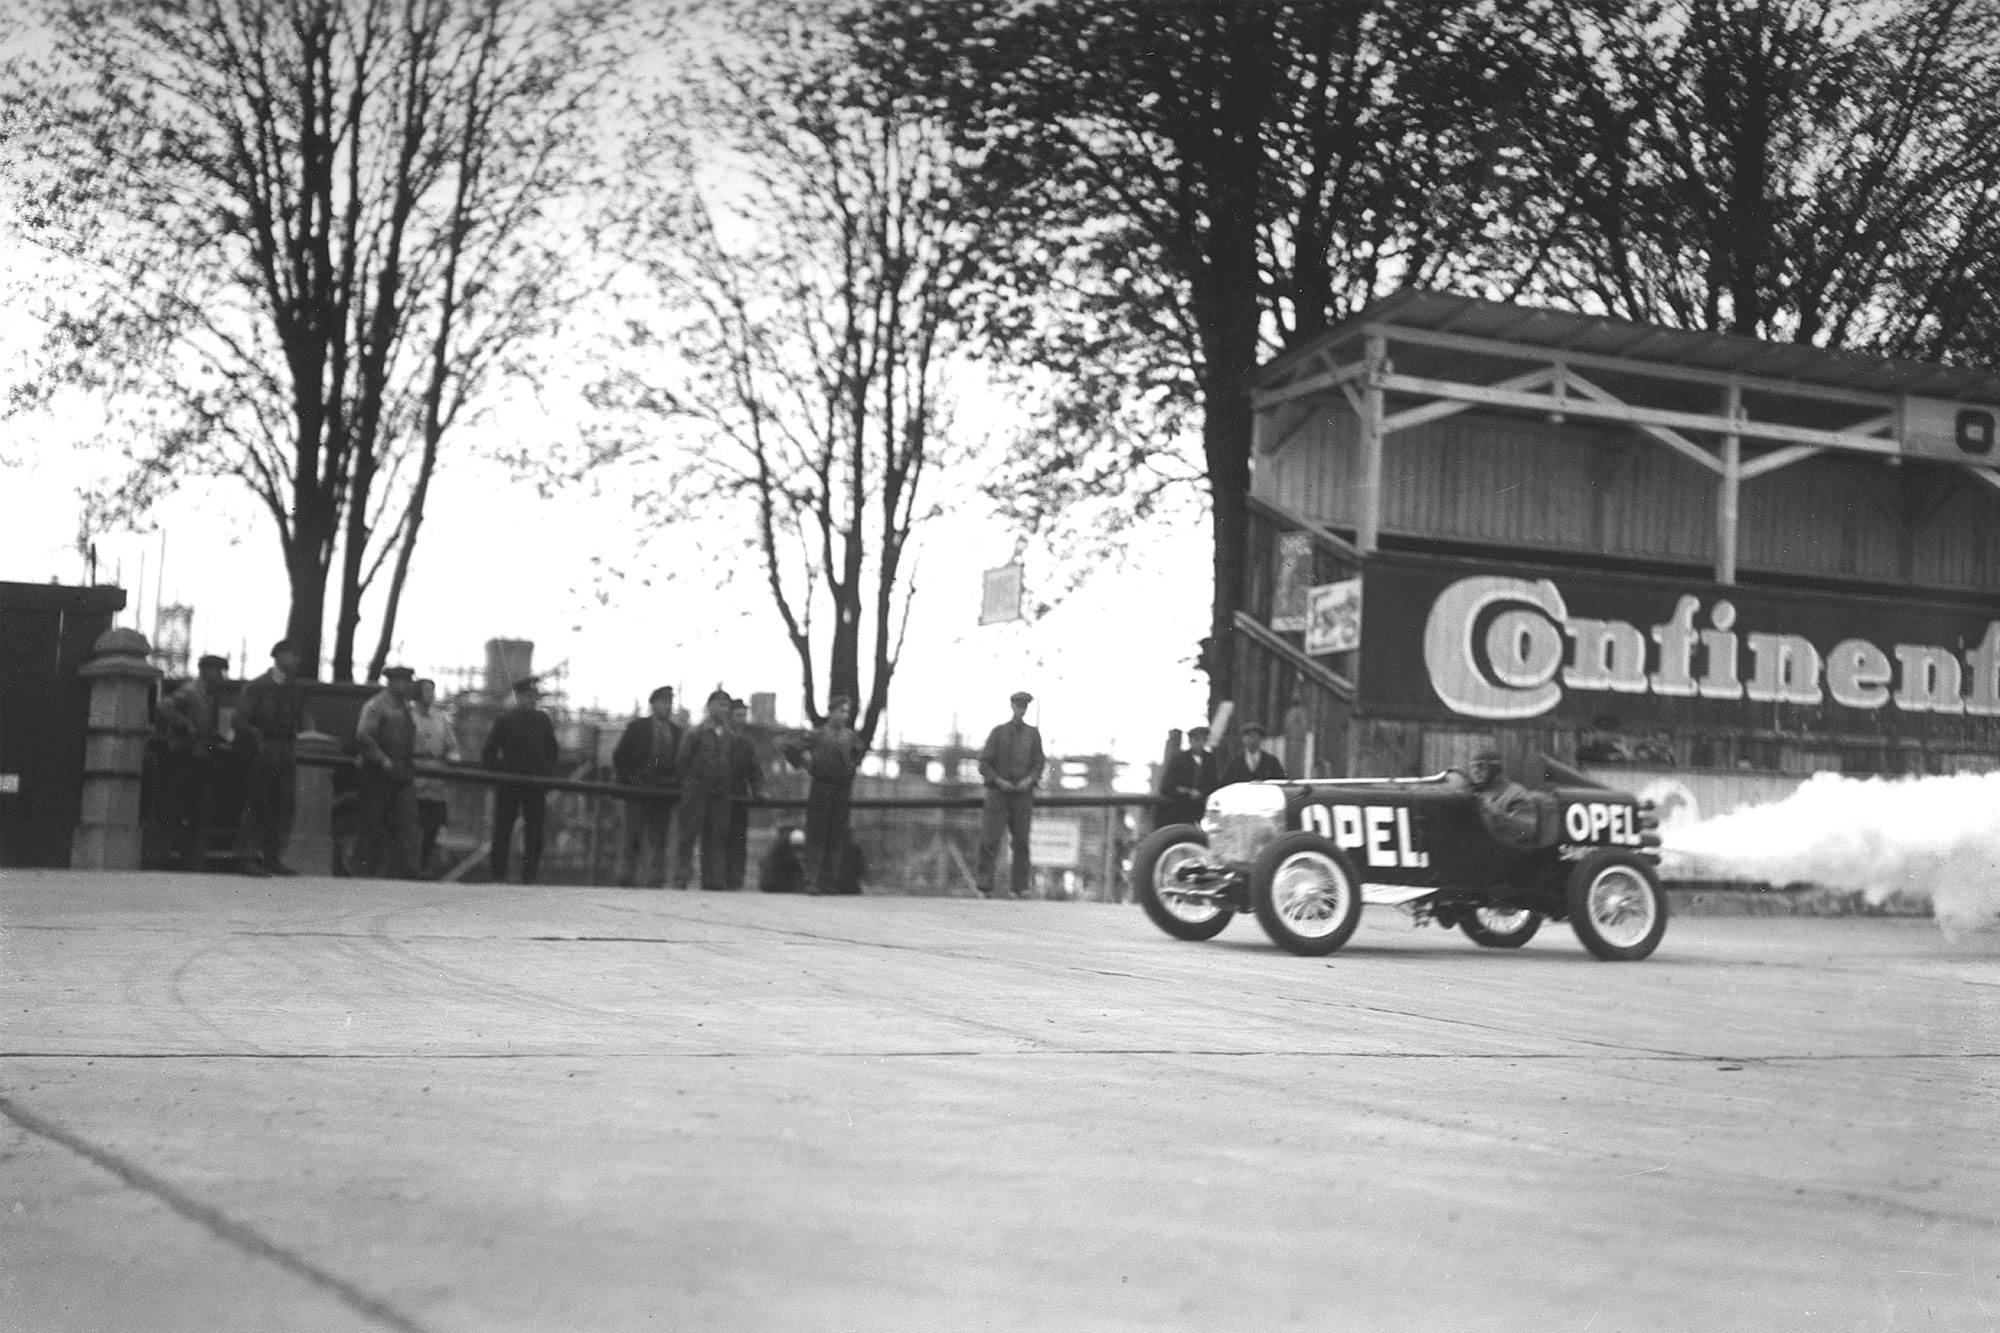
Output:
[1249, 832, 1363, 957]
[1565, 850, 1668, 961]
[1461, 907, 1542, 949]
[1132, 825, 1233, 941]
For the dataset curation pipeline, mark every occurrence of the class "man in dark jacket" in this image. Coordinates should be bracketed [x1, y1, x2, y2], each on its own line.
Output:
[233, 640, 310, 876]
[1153, 724, 1215, 830]
[724, 697, 760, 890]
[613, 686, 681, 888]
[781, 695, 864, 895]
[483, 675, 560, 883]
[157, 653, 230, 870]
[672, 689, 736, 890]
[976, 690, 1045, 899]
[1215, 721, 1287, 787]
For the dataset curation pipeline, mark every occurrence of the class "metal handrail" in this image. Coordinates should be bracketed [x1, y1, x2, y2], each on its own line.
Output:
[296, 751, 1159, 811]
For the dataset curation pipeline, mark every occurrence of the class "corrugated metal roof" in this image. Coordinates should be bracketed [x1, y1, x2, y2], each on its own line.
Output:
[1261, 290, 2000, 406]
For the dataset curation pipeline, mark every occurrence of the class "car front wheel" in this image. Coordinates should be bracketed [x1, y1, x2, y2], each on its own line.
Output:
[1249, 832, 1362, 957]
[1565, 850, 1668, 961]
[1131, 825, 1233, 941]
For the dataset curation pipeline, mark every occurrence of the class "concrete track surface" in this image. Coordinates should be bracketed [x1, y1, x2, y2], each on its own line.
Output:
[2, 873, 1997, 1333]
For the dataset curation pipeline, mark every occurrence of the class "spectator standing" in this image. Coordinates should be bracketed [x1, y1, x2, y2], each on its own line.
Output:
[781, 695, 864, 896]
[975, 690, 1045, 899]
[410, 678, 461, 875]
[1153, 724, 1216, 830]
[724, 697, 761, 890]
[233, 639, 311, 877]
[156, 653, 229, 869]
[612, 686, 682, 889]
[354, 666, 422, 878]
[672, 689, 736, 890]
[1215, 722, 1287, 786]
[483, 675, 560, 883]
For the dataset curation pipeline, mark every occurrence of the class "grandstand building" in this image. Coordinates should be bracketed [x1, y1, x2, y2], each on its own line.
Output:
[1237, 292, 2000, 810]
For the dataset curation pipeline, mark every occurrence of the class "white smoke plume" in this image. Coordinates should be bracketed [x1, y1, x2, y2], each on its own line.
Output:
[1661, 772, 2000, 940]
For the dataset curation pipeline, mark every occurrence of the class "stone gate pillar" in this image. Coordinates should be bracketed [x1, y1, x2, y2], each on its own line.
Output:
[71, 628, 161, 871]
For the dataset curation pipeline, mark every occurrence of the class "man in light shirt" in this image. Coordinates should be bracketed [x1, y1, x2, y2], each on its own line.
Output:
[411, 678, 461, 876]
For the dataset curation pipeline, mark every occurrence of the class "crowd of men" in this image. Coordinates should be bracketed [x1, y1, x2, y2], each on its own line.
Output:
[1151, 720, 1289, 829]
[161, 637, 1249, 896]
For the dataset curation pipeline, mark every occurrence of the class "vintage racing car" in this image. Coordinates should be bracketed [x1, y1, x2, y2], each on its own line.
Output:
[1131, 759, 1666, 960]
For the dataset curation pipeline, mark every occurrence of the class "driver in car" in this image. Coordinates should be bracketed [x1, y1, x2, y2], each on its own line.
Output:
[1448, 745, 1541, 851]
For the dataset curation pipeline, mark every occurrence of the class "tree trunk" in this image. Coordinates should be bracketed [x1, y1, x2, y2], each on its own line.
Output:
[282, 532, 331, 678]
[1203, 382, 1252, 713]
[366, 494, 425, 684]
[331, 451, 377, 683]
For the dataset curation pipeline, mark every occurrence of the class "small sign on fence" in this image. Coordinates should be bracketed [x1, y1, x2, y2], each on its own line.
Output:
[1029, 817, 1081, 868]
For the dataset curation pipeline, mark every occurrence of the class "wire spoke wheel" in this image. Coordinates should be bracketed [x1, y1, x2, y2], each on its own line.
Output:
[1250, 832, 1363, 956]
[1586, 866, 1657, 949]
[1271, 852, 1352, 938]
[1132, 825, 1233, 942]
[1565, 850, 1668, 961]
[1461, 905, 1541, 948]
[1154, 842, 1220, 924]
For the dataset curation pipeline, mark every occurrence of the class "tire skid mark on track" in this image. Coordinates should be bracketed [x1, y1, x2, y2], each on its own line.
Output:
[160, 936, 283, 1057]
[341, 908, 627, 1024]
[0, 1092, 438, 1333]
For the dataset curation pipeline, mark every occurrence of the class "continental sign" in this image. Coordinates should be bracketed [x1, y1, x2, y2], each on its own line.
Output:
[1356, 553, 2000, 733]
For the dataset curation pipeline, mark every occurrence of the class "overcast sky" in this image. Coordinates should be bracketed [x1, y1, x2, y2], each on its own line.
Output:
[0, 365, 1214, 761]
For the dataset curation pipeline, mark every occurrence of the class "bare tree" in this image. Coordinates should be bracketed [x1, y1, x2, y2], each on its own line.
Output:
[2, 0, 637, 677]
[603, 10, 995, 741]
[1528, 0, 2000, 351]
[852, 0, 1563, 703]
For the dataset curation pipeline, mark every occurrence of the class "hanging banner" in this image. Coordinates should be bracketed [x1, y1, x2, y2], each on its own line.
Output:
[1271, 531, 1313, 632]
[979, 563, 1024, 625]
[1305, 577, 1362, 656]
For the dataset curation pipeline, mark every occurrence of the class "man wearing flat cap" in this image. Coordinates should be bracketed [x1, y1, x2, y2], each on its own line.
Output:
[483, 675, 560, 883]
[233, 639, 312, 876]
[672, 688, 737, 890]
[355, 666, 422, 877]
[1216, 721, 1286, 787]
[156, 653, 230, 869]
[976, 690, 1046, 898]
[613, 686, 682, 888]
[1153, 724, 1216, 830]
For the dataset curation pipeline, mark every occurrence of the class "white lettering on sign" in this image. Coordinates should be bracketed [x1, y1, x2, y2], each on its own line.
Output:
[1563, 801, 1642, 846]
[1298, 804, 1430, 868]
[1423, 576, 2000, 721]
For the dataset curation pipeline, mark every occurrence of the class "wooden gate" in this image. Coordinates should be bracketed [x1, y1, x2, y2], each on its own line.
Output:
[0, 583, 127, 867]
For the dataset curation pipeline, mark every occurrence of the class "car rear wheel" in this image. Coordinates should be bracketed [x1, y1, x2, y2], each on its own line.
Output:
[1249, 832, 1362, 957]
[1461, 906, 1541, 948]
[1132, 825, 1233, 941]
[1566, 850, 1668, 961]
